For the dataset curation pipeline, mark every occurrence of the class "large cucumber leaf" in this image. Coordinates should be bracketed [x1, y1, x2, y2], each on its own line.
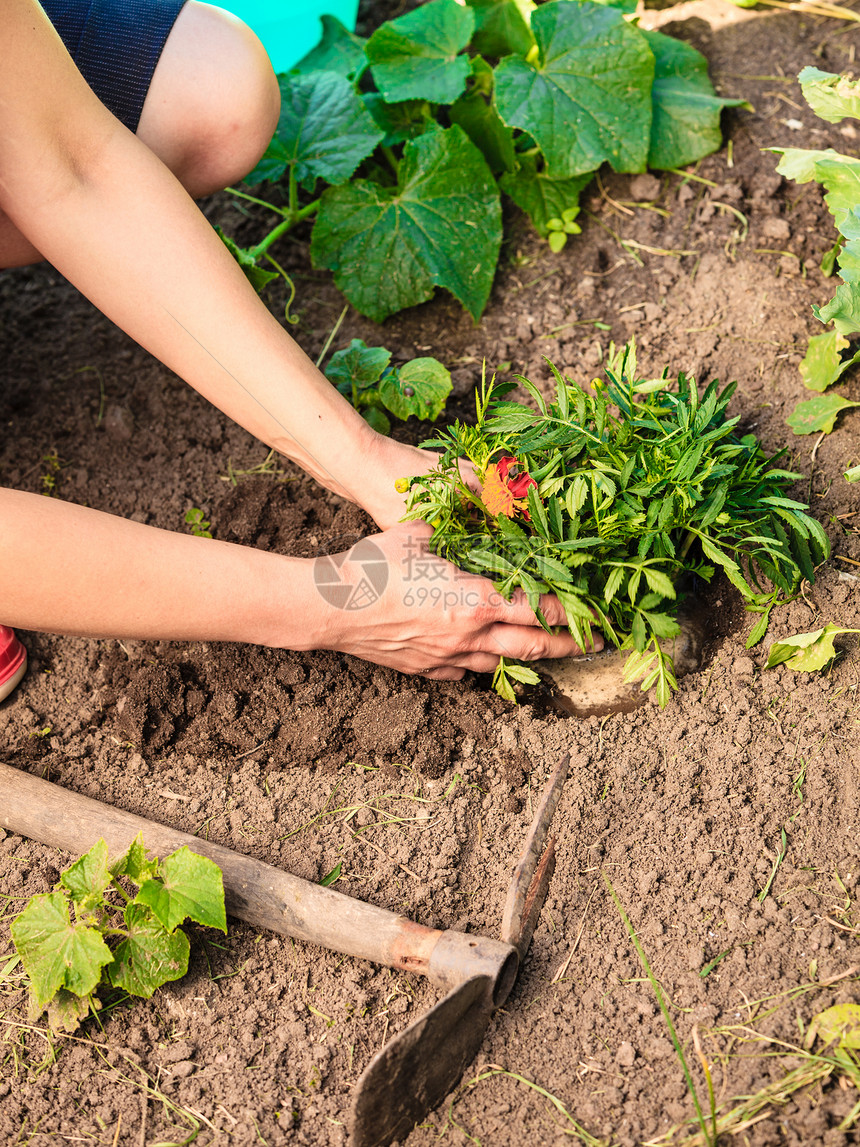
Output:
[11, 891, 113, 1011]
[644, 29, 748, 170]
[135, 848, 226, 935]
[109, 904, 191, 998]
[245, 71, 382, 187]
[366, 0, 475, 104]
[449, 56, 516, 174]
[465, 0, 536, 57]
[311, 126, 502, 321]
[494, 0, 654, 179]
[292, 15, 367, 81]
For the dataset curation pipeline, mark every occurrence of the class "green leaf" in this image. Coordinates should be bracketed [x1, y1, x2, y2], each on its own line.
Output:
[556, 588, 597, 623]
[765, 624, 858, 671]
[11, 891, 113, 1010]
[799, 66, 860, 124]
[246, 71, 383, 187]
[603, 565, 625, 604]
[644, 30, 748, 170]
[109, 904, 190, 998]
[814, 235, 860, 333]
[291, 15, 367, 81]
[494, 1, 655, 179]
[215, 229, 279, 292]
[631, 610, 647, 650]
[504, 662, 542, 685]
[499, 152, 591, 238]
[846, 463, 860, 481]
[642, 566, 676, 599]
[363, 406, 391, 435]
[786, 393, 860, 435]
[771, 146, 851, 187]
[325, 339, 392, 393]
[494, 668, 517, 701]
[111, 833, 159, 885]
[565, 475, 588, 516]
[821, 237, 842, 277]
[622, 649, 657, 683]
[806, 156, 860, 234]
[700, 536, 753, 598]
[799, 329, 860, 392]
[809, 1003, 860, 1049]
[745, 608, 771, 650]
[466, 0, 536, 58]
[533, 553, 574, 583]
[469, 549, 518, 574]
[311, 125, 502, 321]
[60, 839, 111, 912]
[135, 847, 226, 934]
[449, 56, 516, 175]
[366, 0, 474, 104]
[363, 95, 434, 146]
[44, 988, 94, 1033]
[644, 611, 680, 639]
[378, 358, 453, 422]
[320, 862, 342, 888]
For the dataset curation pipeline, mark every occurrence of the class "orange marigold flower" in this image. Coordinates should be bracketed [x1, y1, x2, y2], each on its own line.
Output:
[481, 456, 538, 519]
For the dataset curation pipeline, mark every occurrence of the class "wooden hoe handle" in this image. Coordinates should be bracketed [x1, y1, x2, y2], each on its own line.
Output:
[0, 762, 517, 995]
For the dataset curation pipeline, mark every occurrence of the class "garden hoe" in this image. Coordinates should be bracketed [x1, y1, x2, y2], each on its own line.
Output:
[1, 754, 570, 1147]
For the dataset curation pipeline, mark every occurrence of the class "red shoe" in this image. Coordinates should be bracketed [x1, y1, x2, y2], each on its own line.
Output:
[0, 626, 27, 702]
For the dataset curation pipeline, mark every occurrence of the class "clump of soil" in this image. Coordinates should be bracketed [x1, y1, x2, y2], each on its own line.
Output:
[2, 3, 860, 1145]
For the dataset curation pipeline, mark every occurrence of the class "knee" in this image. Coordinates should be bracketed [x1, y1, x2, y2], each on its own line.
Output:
[139, 1, 280, 195]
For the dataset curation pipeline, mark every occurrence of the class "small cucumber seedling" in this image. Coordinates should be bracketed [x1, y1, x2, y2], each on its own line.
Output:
[10, 834, 226, 1032]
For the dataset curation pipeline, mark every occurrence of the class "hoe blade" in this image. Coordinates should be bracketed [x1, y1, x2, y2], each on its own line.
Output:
[349, 974, 494, 1147]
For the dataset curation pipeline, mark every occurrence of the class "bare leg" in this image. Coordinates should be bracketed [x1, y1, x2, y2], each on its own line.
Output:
[0, 1, 279, 268]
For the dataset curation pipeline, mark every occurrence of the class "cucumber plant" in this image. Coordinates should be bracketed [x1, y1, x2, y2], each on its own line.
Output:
[221, 0, 744, 323]
[774, 67, 860, 434]
[10, 834, 226, 1032]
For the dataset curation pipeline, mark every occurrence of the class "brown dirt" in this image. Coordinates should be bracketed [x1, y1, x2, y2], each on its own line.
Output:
[2, 3, 860, 1145]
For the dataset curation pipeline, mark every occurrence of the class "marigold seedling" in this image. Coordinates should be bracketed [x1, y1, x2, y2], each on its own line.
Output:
[401, 342, 829, 705]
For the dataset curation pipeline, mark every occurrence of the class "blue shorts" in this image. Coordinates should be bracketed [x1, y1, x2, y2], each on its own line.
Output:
[41, 0, 187, 132]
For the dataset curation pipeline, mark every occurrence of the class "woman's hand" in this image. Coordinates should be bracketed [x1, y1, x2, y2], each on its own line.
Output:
[355, 432, 478, 531]
[316, 522, 602, 680]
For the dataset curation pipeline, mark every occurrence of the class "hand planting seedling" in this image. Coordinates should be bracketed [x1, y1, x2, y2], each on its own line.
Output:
[10, 834, 226, 1033]
[400, 343, 829, 705]
[220, 0, 744, 323]
[773, 68, 860, 434]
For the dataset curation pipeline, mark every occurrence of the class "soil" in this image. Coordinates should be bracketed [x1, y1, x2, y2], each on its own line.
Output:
[2, 3, 860, 1145]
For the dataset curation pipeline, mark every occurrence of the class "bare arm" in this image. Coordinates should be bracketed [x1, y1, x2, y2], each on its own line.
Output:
[0, 0, 406, 522]
[0, 490, 588, 677]
[0, 1, 591, 673]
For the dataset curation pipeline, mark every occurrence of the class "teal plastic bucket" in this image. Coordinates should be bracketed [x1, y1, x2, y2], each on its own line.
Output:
[219, 0, 360, 74]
